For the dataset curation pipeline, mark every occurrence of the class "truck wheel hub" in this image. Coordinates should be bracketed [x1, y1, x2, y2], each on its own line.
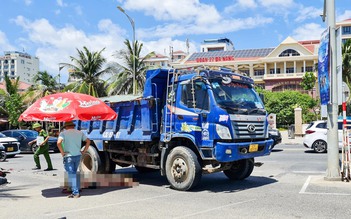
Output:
[171, 158, 187, 181]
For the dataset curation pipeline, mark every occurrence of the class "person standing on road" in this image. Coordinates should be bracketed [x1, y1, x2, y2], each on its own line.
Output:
[57, 121, 90, 198]
[30, 123, 53, 171]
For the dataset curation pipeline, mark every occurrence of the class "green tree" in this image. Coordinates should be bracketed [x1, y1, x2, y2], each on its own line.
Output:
[107, 39, 154, 95]
[260, 90, 317, 126]
[300, 71, 317, 91]
[342, 39, 351, 88]
[0, 74, 25, 127]
[61, 46, 113, 97]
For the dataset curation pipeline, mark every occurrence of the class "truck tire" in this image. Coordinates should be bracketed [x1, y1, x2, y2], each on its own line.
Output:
[80, 146, 102, 173]
[99, 151, 116, 173]
[165, 146, 202, 191]
[223, 158, 254, 180]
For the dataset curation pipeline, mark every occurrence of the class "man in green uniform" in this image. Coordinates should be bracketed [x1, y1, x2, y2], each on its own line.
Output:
[30, 123, 53, 171]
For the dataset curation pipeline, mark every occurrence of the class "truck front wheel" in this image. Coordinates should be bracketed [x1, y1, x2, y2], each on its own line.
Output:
[165, 146, 202, 191]
[223, 158, 254, 180]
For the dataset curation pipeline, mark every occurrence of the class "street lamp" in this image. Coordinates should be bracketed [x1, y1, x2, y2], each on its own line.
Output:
[117, 6, 136, 95]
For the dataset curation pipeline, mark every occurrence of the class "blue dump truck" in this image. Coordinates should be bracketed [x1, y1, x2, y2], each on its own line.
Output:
[78, 67, 273, 190]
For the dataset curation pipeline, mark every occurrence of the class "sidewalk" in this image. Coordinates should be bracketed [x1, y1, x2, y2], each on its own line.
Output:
[280, 130, 304, 145]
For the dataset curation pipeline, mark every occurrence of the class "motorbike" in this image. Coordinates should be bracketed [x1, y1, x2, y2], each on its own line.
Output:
[0, 145, 6, 162]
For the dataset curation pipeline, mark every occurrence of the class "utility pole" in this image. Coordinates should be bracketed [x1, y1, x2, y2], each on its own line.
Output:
[325, 0, 340, 180]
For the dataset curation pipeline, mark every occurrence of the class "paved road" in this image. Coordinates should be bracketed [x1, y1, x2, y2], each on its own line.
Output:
[1, 143, 351, 219]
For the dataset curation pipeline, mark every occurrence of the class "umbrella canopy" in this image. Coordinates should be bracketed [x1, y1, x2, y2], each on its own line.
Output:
[19, 92, 117, 122]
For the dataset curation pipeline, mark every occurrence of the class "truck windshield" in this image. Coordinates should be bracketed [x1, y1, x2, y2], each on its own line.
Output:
[211, 80, 266, 115]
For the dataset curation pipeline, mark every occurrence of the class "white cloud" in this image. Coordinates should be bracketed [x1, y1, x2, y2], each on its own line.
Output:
[12, 16, 126, 83]
[138, 16, 273, 39]
[57, 0, 67, 7]
[292, 23, 324, 41]
[258, 0, 294, 8]
[0, 31, 16, 51]
[122, 0, 221, 25]
[337, 10, 351, 22]
[141, 38, 197, 57]
[224, 0, 257, 13]
[295, 6, 322, 22]
[24, 0, 32, 6]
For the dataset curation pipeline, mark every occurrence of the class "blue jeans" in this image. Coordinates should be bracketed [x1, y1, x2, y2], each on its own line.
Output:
[63, 155, 81, 195]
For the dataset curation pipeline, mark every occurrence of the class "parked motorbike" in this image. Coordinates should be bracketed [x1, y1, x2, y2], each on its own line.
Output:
[0, 145, 6, 162]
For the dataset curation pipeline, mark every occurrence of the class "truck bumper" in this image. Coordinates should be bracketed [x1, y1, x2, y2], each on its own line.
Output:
[213, 139, 273, 162]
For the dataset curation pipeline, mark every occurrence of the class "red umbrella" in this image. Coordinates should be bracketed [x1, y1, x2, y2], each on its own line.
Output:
[19, 92, 117, 122]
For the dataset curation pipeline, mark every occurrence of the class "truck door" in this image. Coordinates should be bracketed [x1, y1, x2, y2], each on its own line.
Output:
[174, 80, 212, 147]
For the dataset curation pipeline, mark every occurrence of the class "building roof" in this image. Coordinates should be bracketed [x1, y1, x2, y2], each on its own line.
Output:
[0, 81, 32, 91]
[187, 48, 274, 61]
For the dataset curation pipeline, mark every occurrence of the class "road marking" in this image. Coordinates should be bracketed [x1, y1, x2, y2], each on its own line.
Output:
[299, 175, 312, 194]
[173, 199, 257, 219]
[293, 171, 326, 174]
[299, 175, 351, 196]
[45, 193, 178, 216]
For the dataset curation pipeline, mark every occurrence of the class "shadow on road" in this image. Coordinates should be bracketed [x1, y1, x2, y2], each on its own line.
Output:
[0, 185, 31, 199]
[114, 167, 277, 193]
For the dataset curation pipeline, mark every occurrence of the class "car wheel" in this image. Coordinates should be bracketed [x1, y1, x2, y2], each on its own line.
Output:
[312, 140, 327, 153]
[31, 144, 39, 153]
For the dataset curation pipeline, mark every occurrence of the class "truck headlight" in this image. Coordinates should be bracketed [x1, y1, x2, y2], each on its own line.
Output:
[216, 124, 231, 139]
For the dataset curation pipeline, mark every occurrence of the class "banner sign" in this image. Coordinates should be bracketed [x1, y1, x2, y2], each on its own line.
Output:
[318, 28, 330, 105]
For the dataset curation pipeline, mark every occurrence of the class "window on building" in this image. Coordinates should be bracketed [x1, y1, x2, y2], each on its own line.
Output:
[279, 49, 300, 57]
[21, 59, 25, 64]
[240, 69, 249, 75]
[342, 26, 351, 35]
[254, 69, 264, 76]
[4, 65, 8, 69]
[11, 59, 14, 64]
[269, 68, 281, 74]
[305, 66, 313, 72]
[11, 65, 14, 69]
[4, 71, 8, 76]
[4, 60, 8, 64]
[342, 39, 348, 44]
[286, 67, 294, 73]
[11, 71, 15, 76]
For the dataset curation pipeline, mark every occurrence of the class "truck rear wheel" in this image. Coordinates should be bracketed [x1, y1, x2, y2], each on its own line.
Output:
[80, 146, 102, 173]
[99, 151, 116, 173]
[223, 158, 254, 180]
[165, 146, 202, 191]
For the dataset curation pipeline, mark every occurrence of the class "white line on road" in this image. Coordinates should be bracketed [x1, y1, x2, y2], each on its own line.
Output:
[293, 171, 326, 174]
[299, 175, 351, 196]
[299, 175, 312, 194]
[45, 193, 178, 217]
[173, 199, 257, 219]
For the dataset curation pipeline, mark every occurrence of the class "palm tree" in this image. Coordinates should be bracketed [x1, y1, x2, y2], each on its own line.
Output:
[107, 39, 154, 95]
[61, 46, 113, 97]
[24, 71, 59, 104]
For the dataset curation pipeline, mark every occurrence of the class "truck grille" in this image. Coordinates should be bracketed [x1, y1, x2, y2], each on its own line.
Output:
[231, 120, 266, 139]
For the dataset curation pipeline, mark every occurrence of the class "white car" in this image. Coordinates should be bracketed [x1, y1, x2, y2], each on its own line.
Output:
[0, 133, 21, 158]
[303, 120, 346, 153]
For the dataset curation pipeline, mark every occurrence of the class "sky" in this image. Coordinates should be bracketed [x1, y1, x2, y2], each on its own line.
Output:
[0, 0, 350, 83]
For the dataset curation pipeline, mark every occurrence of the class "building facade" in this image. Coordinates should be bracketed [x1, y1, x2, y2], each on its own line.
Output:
[337, 18, 351, 44]
[178, 36, 319, 95]
[0, 51, 39, 85]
